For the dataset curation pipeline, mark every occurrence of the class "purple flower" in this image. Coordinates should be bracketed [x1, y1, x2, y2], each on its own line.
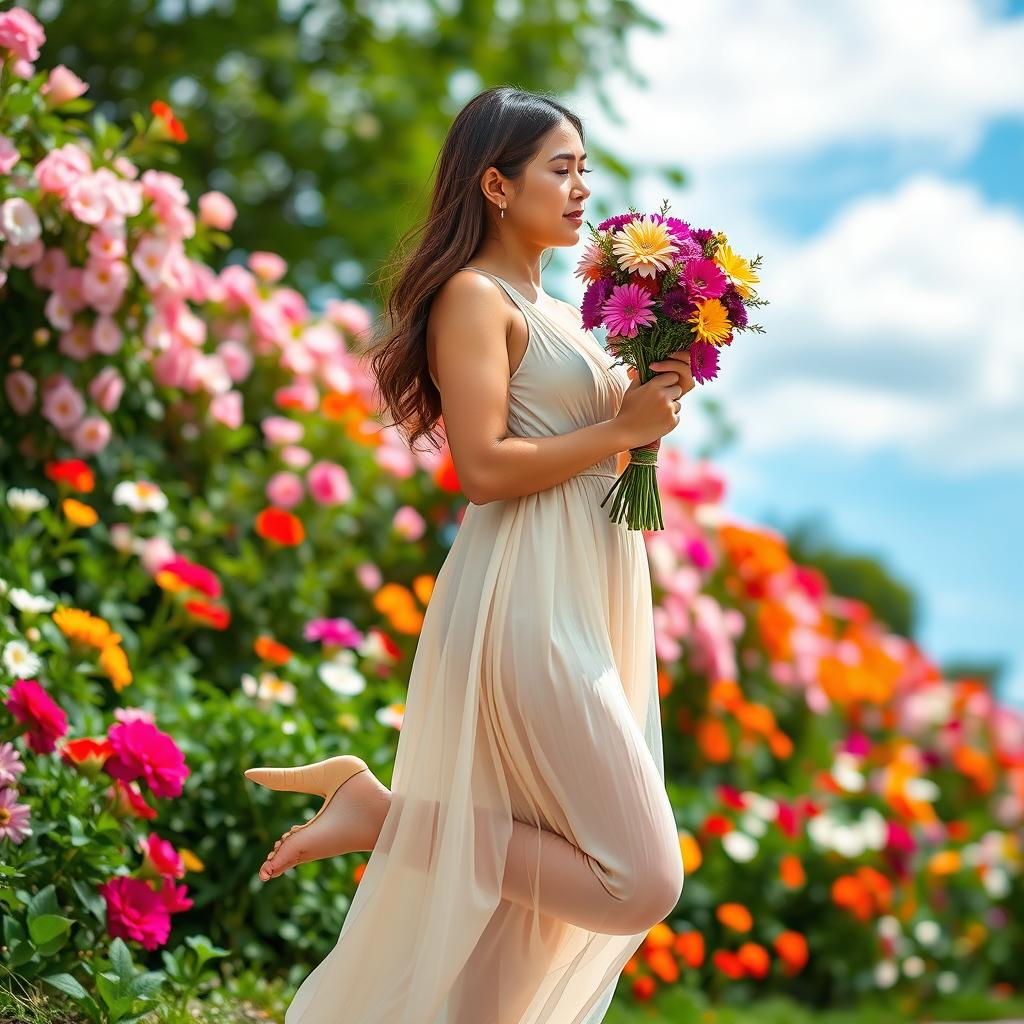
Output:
[581, 277, 613, 330]
[596, 212, 639, 232]
[661, 287, 697, 323]
[721, 287, 748, 328]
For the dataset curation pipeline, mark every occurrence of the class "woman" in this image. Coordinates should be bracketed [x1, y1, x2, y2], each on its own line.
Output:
[245, 85, 695, 1023]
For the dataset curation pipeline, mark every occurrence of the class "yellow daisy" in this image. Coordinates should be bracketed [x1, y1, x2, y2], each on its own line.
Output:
[714, 242, 759, 299]
[689, 298, 732, 347]
[612, 215, 679, 279]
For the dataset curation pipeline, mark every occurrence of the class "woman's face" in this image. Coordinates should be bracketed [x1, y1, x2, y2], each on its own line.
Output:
[507, 120, 592, 247]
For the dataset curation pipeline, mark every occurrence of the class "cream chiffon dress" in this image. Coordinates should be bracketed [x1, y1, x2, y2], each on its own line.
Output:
[285, 268, 682, 1024]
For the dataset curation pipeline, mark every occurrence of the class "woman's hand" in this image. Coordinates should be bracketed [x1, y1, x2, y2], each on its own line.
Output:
[610, 343, 696, 449]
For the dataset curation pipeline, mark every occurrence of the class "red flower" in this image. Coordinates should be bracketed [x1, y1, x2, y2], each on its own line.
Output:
[150, 99, 188, 143]
[44, 458, 94, 492]
[99, 876, 171, 951]
[157, 556, 222, 598]
[107, 778, 157, 820]
[104, 718, 189, 799]
[4, 679, 68, 754]
[255, 507, 305, 546]
[184, 599, 231, 630]
[60, 736, 113, 775]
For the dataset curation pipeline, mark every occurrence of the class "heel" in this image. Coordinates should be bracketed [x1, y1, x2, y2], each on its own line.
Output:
[244, 754, 369, 797]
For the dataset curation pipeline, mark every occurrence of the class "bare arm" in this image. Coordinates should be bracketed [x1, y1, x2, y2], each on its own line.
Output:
[429, 271, 632, 505]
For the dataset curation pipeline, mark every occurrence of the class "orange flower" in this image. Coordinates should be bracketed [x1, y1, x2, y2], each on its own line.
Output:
[44, 458, 94, 492]
[99, 643, 132, 691]
[320, 391, 363, 420]
[674, 930, 705, 968]
[432, 449, 462, 493]
[679, 831, 702, 874]
[768, 729, 794, 758]
[644, 922, 674, 949]
[53, 605, 121, 649]
[737, 942, 770, 978]
[150, 99, 188, 142]
[831, 874, 873, 921]
[774, 930, 808, 972]
[644, 947, 678, 983]
[373, 582, 424, 635]
[179, 848, 205, 872]
[62, 497, 98, 527]
[757, 599, 796, 661]
[708, 678, 743, 713]
[696, 716, 732, 763]
[411, 574, 434, 607]
[735, 701, 776, 737]
[622, 955, 639, 976]
[779, 853, 805, 888]
[184, 599, 231, 630]
[928, 850, 961, 875]
[255, 507, 305, 546]
[716, 902, 752, 932]
[254, 635, 293, 665]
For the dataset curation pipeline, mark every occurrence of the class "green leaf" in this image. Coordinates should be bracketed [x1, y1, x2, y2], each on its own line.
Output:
[28, 913, 73, 946]
[108, 936, 135, 979]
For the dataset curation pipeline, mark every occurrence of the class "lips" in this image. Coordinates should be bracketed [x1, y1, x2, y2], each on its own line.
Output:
[564, 210, 583, 219]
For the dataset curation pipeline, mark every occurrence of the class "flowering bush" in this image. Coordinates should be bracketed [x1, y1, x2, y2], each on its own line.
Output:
[2, 7, 1022, 1020]
[0, 8, 463, 1017]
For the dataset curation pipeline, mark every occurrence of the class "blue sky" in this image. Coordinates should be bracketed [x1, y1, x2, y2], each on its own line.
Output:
[552, 0, 1024, 707]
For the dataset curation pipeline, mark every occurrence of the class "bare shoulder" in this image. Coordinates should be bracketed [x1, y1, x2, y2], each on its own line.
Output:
[427, 269, 513, 389]
[430, 268, 511, 327]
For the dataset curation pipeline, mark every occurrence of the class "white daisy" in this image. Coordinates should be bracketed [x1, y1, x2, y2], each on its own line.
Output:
[2, 640, 42, 679]
[7, 588, 56, 613]
[5, 487, 48, 513]
[318, 659, 367, 697]
[112, 480, 168, 513]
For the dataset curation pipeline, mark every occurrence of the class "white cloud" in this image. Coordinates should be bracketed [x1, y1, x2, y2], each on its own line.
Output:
[690, 175, 1024, 472]
[576, 0, 1024, 166]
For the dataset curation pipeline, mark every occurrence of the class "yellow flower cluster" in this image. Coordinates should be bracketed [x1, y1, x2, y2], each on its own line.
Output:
[52, 604, 133, 691]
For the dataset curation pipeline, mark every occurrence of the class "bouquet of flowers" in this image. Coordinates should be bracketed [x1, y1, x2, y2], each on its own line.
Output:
[575, 199, 766, 531]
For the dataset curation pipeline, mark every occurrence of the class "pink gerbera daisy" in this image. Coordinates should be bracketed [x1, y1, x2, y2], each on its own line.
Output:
[682, 257, 728, 301]
[601, 283, 657, 339]
[0, 786, 32, 843]
[688, 339, 720, 384]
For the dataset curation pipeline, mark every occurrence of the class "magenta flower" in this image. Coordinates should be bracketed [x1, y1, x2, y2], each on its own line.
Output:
[140, 834, 186, 880]
[0, 786, 32, 843]
[688, 340, 720, 384]
[157, 555, 221, 598]
[601, 283, 657, 339]
[682, 257, 728, 301]
[104, 719, 189, 799]
[158, 877, 193, 913]
[99, 876, 172, 951]
[4, 679, 68, 754]
[304, 616, 364, 647]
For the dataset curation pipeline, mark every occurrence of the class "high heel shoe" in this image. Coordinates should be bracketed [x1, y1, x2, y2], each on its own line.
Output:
[244, 754, 371, 873]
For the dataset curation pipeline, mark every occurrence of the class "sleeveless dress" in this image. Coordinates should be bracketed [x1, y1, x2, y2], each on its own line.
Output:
[284, 268, 675, 1023]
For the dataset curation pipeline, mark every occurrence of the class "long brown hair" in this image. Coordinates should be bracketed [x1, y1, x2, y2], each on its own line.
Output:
[364, 86, 586, 455]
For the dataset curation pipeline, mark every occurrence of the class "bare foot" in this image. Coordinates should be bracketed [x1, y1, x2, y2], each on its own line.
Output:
[259, 768, 393, 882]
